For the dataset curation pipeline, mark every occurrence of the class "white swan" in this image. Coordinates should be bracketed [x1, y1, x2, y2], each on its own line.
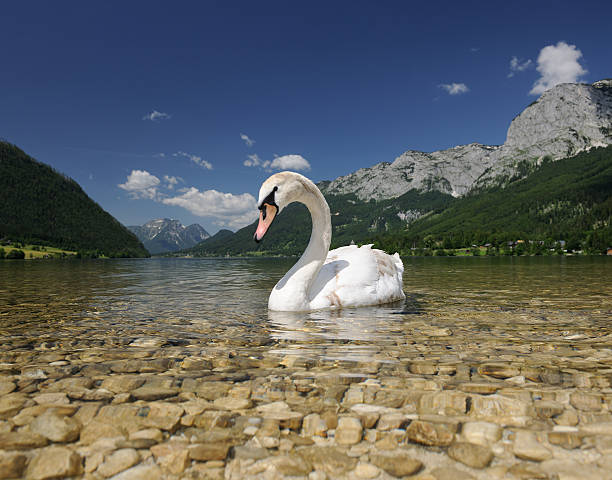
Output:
[254, 171, 405, 311]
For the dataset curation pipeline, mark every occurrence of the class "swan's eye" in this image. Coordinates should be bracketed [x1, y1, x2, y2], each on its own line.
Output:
[259, 187, 279, 215]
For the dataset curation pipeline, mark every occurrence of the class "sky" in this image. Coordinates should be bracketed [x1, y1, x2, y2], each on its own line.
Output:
[1, 1, 611, 234]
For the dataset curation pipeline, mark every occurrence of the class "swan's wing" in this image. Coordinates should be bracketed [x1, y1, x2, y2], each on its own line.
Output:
[309, 245, 405, 309]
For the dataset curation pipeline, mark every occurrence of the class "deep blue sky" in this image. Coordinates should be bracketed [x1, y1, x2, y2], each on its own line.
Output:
[2, 1, 610, 233]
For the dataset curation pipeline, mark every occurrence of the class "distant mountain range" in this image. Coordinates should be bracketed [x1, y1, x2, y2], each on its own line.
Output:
[185, 79, 612, 257]
[0, 141, 149, 257]
[3, 79, 610, 259]
[129, 218, 209, 254]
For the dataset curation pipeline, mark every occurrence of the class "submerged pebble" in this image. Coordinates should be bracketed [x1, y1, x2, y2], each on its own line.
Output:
[1, 322, 612, 479]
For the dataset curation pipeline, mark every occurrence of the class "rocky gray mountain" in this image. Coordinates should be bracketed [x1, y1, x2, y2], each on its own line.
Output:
[323, 79, 612, 200]
[128, 218, 209, 254]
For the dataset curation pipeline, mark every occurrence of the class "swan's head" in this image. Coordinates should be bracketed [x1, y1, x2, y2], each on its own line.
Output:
[253, 171, 311, 242]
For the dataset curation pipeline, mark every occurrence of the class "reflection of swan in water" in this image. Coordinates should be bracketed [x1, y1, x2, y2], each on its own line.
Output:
[254, 171, 405, 311]
[267, 301, 405, 343]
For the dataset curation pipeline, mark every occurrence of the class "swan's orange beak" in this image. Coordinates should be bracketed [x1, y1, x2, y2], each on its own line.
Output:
[254, 203, 277, 242]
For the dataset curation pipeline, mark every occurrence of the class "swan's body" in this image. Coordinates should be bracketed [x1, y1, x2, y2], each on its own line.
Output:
[255, 171, 405, 312]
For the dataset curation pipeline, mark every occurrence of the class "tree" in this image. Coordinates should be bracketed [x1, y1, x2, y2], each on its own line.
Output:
[6, 249, 25, 259]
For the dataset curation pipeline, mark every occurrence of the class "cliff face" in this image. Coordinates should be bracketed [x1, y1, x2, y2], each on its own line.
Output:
[504, 80, 612, 157]
[324, 80, 612, 200]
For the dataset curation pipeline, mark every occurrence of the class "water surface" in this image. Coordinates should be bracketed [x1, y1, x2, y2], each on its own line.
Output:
[1, 256, 609, 364]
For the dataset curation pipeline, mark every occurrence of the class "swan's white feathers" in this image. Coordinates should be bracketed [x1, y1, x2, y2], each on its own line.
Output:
[309, 244, 405, 310]
[260, 171, 405, 311]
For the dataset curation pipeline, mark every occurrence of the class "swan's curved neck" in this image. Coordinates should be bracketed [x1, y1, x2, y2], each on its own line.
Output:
[269, 186, 331, 311]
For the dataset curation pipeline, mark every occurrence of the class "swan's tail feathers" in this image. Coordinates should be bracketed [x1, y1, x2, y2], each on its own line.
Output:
[392, 252, 404, 275]
[392, 252, 406, 300]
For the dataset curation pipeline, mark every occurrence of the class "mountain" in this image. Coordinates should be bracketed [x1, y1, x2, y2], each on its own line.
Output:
[323, 79, 612, 200]
[187, 189, 454, 257]
[188, 146, 612, 256]
[186, 79, 612, 257]
[0, 141, 149, 257]
[129, 218, 209, 254]
[373, 145, 612, 255]
[186, 229, 236, 256]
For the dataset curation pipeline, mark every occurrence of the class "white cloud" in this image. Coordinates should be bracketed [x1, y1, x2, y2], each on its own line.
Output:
[173, 151, 213, 170]
[118, 170, 161, 199]
[213, 211, 261, 230]
[269, 154, 311, 171]
[243, 153, 262, 167]
[243, 153, 310, 171]
[530, 41, 587, 95]
[142, 110, 171, 121]
[508, 56, 533, 77]
[240, 133, 255, 147]
[119, 167, 258, 230]
[162, 188, 258, 229]
[439, 83, 469, 95]
[163, 175, 183, 189]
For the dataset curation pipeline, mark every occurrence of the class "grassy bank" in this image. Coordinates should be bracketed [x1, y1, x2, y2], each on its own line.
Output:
[0, 244, 77, 259]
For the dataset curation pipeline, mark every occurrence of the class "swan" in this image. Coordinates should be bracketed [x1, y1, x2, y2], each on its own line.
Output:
[254, 171, 405, 311]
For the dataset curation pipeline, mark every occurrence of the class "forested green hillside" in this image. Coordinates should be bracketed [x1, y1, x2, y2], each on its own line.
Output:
[187, 146, 612, 256]
[373, 146, 612, 255]
[0, 141, 149, 257]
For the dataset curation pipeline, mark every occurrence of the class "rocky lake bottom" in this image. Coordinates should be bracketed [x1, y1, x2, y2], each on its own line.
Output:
[0, 257, 611, 479]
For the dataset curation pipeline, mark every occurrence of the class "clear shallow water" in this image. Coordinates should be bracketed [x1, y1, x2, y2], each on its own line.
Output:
[2, 257, 611, 479]
[0, 257, 610, 362]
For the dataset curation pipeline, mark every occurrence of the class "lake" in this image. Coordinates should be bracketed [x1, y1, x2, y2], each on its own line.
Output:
[1, 256, 609, 359]
[1, 256, 611, 479]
